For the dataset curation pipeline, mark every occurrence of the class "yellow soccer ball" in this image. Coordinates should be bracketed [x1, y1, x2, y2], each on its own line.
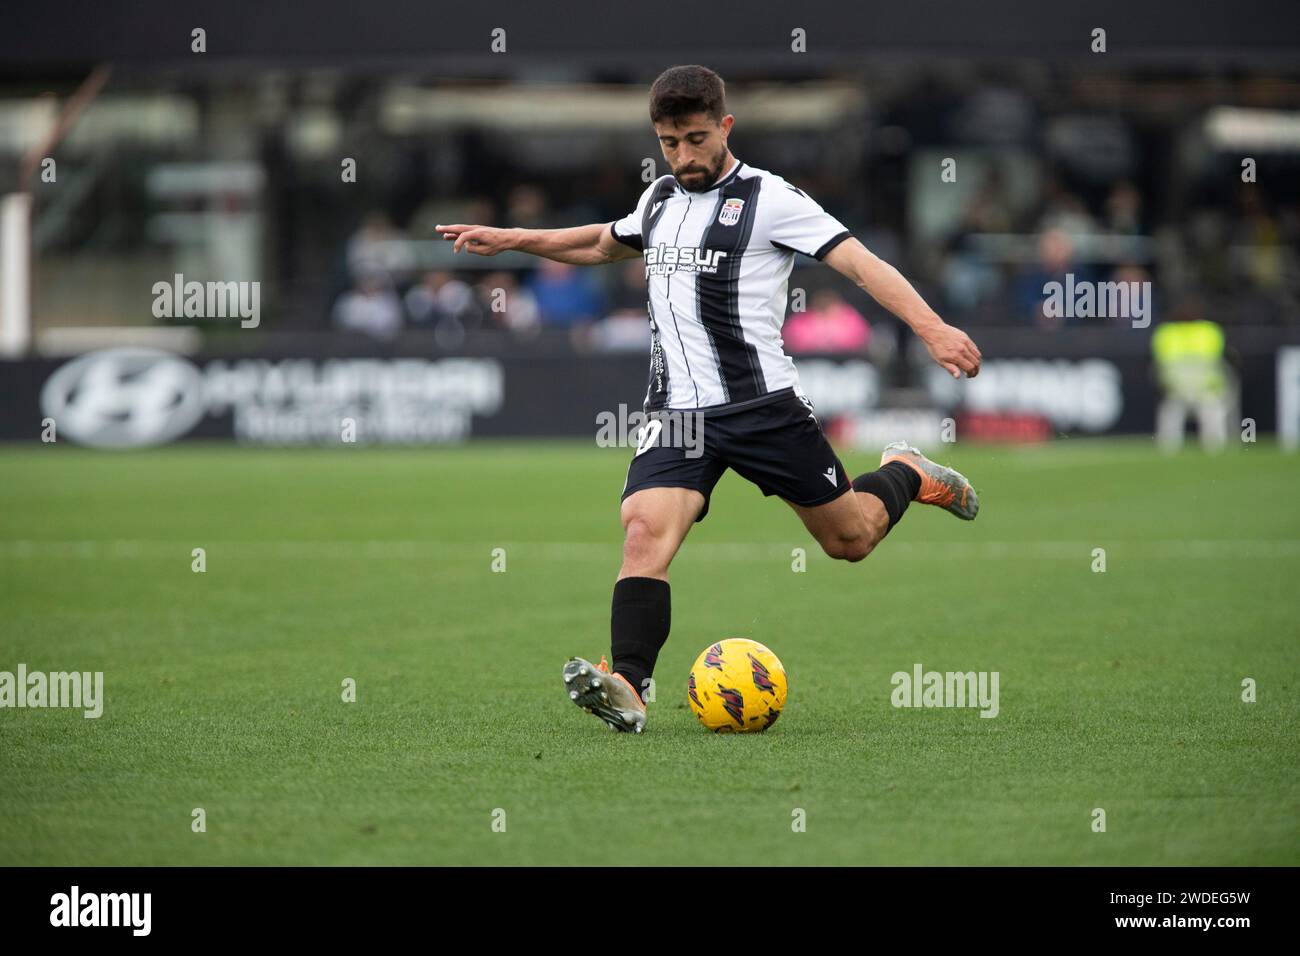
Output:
[687, 638, 788, 733]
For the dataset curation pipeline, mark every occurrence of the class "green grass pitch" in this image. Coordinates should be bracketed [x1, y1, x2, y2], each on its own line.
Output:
[1, 439, 1297, 865]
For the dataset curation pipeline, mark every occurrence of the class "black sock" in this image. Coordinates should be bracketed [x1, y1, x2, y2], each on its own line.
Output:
[851, 461, 921, 529]
[611, 577, 670, 702]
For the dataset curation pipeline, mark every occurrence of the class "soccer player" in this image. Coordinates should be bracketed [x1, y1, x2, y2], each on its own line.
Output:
[436, 65, 982, 733]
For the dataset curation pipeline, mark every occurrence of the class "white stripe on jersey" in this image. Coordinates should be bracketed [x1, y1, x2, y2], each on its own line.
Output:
[611, 159, 853, 412]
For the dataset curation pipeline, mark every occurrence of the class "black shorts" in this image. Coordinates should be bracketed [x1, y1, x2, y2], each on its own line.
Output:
[620, 387, 853, 522]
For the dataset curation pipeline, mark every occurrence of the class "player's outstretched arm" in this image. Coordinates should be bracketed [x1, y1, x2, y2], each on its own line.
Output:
[823, 237, 981, 379]
[434, 221, 641, 266]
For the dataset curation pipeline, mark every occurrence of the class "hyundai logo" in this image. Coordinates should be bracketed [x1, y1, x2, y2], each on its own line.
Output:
[41, 348, 205, 448]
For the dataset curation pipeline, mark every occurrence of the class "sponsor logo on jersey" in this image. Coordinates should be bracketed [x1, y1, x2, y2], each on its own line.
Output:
[647, 312, 667, 397]
[644, 242, 728, 277]
[718, 197, 745, 226]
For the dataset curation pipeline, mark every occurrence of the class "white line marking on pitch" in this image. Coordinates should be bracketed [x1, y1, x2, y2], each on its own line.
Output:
[1, 539, 1299, 561]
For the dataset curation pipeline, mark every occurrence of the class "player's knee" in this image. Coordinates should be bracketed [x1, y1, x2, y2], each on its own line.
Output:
[822, 533, 873, 563]
[622, 515, 670, 572]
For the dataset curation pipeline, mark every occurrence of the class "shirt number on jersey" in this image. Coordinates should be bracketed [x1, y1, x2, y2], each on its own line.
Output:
[634, 419, 663, 457]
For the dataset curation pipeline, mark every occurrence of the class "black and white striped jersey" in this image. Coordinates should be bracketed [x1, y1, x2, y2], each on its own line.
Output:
[609, 158, 853, 413]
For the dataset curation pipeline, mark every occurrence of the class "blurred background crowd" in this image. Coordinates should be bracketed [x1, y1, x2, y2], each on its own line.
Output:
[3, 63, 1299, 356]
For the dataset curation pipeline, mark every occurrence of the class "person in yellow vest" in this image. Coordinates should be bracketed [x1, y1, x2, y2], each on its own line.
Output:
[1152, 317, 1235, 452]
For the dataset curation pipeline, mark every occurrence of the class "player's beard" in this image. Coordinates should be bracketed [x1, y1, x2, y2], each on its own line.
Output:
[673, 149, 729, 193]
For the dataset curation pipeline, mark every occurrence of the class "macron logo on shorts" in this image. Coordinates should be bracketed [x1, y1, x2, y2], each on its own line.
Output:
[824, 467, 837, 486]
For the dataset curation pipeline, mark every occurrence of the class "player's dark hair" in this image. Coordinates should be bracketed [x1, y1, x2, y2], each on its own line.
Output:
[649, 65, 726, 124]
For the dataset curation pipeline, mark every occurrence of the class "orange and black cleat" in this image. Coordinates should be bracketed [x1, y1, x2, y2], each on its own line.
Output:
[880, 441, 980, 521]
[562, 655, 647, 733]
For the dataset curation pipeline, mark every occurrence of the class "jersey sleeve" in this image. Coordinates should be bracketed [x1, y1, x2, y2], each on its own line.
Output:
[609, 179, 661, 253]
[765, 180, 853, 260]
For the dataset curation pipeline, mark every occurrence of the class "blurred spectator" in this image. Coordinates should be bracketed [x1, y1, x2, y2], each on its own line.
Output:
[477, 271, 540, 334]
[506, 184, 550, 230]
[406, 270, 483, 328]
[606, 258, 649, 314]
[589, 259, 652, 351]
[528, 259, 605, 327]
[941, 174, 1014, 313]
[587, 316, 651, 351]
[961, 167, 1016, 235]
[345, 211, 417, 286]
[332, 272, 403, 340]
[783, 289, 871, 353]
[1231, 186, 1284, 292]
[411, 196, 496, 244]
[1035, 175, 1098, 237]
[1109, 263, 1156, 327]
[1015, 228, 1094, 328]
[1104, 180, 1144, 235]
[1184, 207, 1234, 293]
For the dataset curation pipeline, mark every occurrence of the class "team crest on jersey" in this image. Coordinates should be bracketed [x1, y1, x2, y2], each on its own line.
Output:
[718, 197, 745, 226]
